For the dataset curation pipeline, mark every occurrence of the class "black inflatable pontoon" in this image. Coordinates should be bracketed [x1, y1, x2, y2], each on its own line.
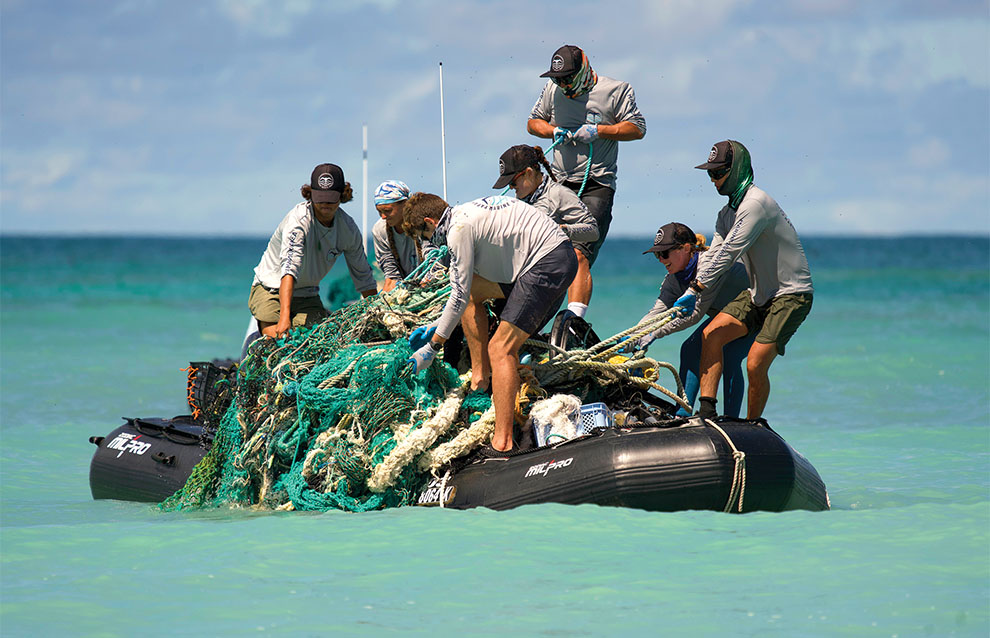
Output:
[89, 416, 209, 503]
[89, 415, 828, 513]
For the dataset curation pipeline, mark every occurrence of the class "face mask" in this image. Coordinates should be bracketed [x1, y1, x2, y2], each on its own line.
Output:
[553, 52, 597, 98]
[718, 141, 754, 209]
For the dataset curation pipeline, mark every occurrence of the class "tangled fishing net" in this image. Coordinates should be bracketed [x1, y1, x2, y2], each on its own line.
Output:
[162, 249, 688, 513]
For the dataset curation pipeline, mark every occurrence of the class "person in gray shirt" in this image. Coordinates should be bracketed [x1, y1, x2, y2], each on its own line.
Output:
[527, 44, 646, 319]
[403, 193, 577, 454]
[673, 141, 814, 420]
[372, 180, 433, 292]
[633, 222, 752, 418]
[492, 144, 598, 318]
[249, 163, 377, 340]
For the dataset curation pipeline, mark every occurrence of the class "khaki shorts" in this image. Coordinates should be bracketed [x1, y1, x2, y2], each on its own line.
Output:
[721, 291, 813, 356]
[248, 284, 328, 327]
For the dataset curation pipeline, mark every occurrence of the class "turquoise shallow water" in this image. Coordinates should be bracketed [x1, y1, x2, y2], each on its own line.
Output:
[2, 235, 988, 637]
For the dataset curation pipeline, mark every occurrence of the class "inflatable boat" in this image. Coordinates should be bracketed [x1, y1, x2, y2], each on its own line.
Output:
[89, 412, 829, 513]
[88, 312, 828, 514]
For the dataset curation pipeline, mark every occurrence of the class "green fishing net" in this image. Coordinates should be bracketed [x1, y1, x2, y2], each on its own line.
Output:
[162, 249, 686, 513]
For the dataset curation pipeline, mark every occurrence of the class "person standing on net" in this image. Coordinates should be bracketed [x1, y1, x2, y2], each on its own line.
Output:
[249, 163, 377, 340]
[402, 194, 577, 455]
[527, 44, 646, 320]
[673, 141, 814, 420]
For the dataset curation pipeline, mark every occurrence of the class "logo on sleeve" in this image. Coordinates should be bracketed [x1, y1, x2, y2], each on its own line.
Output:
[318, 173, 334, 189]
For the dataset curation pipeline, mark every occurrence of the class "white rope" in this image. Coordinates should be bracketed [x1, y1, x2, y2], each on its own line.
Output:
[706, 418, 747, 513]
[366, 381, 469, 492]
[419, 405, 497, 471]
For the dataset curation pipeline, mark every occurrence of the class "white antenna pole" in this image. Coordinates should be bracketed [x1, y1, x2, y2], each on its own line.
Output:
[439, 62, 448, 202]
[362, 123, 368, 249]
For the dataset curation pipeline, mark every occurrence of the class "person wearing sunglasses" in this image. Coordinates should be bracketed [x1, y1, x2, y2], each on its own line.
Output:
[633, 222, 752, 418]
[676, 140, 814, 421]
[249, 163, 378, 340]
[526, 44, 646, 320]
[492, 144, 599, 318]
[402, 193, 577, 455]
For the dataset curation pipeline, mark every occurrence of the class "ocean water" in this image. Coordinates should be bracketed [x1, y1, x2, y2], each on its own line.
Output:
[1, 235, 987, 637]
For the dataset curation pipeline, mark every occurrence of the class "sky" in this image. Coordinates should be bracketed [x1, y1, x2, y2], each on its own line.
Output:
[1, 0, 988, 238]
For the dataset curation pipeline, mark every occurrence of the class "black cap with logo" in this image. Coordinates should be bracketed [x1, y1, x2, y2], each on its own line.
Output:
[694, 141, 733, 170]
[492, 145, 541, 189]
[310, 163, 345, 203]
[643, 222, 696, 255]
[540, 45, 584, 78]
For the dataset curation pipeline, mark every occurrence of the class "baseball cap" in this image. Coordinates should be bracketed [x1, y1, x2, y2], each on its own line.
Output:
[694, 141, 733, 170]
[643, 222, 696, 255]
[540, 45, 584, 79]
[310, 163, 345, 203]
[492, 145, 541, 189]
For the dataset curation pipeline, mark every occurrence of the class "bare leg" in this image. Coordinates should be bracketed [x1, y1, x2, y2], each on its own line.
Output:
[488, 320, 530, 452]
[566, 250, 592, 305]
[745, 341, 778, 419]
[459, 275, 505, 391]
[699, 313, 749, 402]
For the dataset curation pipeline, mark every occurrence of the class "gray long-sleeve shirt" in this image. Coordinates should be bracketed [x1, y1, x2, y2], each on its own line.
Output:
[529, 76, 646, 190]
[524, 178, 599, 244]
[372, 218, 433, 281]
[637, 254, 750, 340]
[696, 185, 813, 306]
[252, 202, 376, 296]
[435, 196, 569, 339]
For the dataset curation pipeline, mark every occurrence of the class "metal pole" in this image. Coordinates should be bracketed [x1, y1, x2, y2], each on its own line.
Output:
[362, 123, 368, 249]
[439, 62, 447, 202]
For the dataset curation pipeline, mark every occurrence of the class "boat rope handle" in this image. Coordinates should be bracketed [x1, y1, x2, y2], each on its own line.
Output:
[707, 419, 747, 513]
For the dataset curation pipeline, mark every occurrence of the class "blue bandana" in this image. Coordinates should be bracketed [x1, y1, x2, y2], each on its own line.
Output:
[374, 180, 410, 206]
[674, 253, 699, 289]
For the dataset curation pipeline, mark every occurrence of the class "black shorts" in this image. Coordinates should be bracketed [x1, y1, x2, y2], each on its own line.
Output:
[563, 179, 614, 267]
[497, 241, 578, 335]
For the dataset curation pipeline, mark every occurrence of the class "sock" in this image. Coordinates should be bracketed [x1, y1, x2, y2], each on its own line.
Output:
[697, 396, 718, 419]
[567, 302, 588, 318]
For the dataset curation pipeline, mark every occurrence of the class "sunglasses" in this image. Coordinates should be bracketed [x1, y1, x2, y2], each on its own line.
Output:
[707, 165, 730, 180]
[655, 247, 678, 260]
[551, 72, 577, 87]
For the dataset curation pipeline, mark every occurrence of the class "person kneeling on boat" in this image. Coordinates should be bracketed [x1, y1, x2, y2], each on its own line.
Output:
[249, 163, 378, 340]
[493, 144, 598, 318]
[631, 222, 752, 418]
[402, 193, 578, 454]
[373, 180, 435, 292]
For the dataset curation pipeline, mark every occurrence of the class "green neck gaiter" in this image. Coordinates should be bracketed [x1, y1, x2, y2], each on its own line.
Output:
[716, 140, 754, 209]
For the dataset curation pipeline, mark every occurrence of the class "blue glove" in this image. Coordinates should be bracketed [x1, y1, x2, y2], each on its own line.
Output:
[553, 127, 573, 145]
[573, 124, 599, 144]
[407, 342, 437, 373]
[672, 289, 698, 316]
[408, 325, 436, 351]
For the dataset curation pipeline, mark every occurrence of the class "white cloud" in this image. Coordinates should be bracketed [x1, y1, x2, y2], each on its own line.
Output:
[907, 137, 951, 168]
[836, 19, 989, 92]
